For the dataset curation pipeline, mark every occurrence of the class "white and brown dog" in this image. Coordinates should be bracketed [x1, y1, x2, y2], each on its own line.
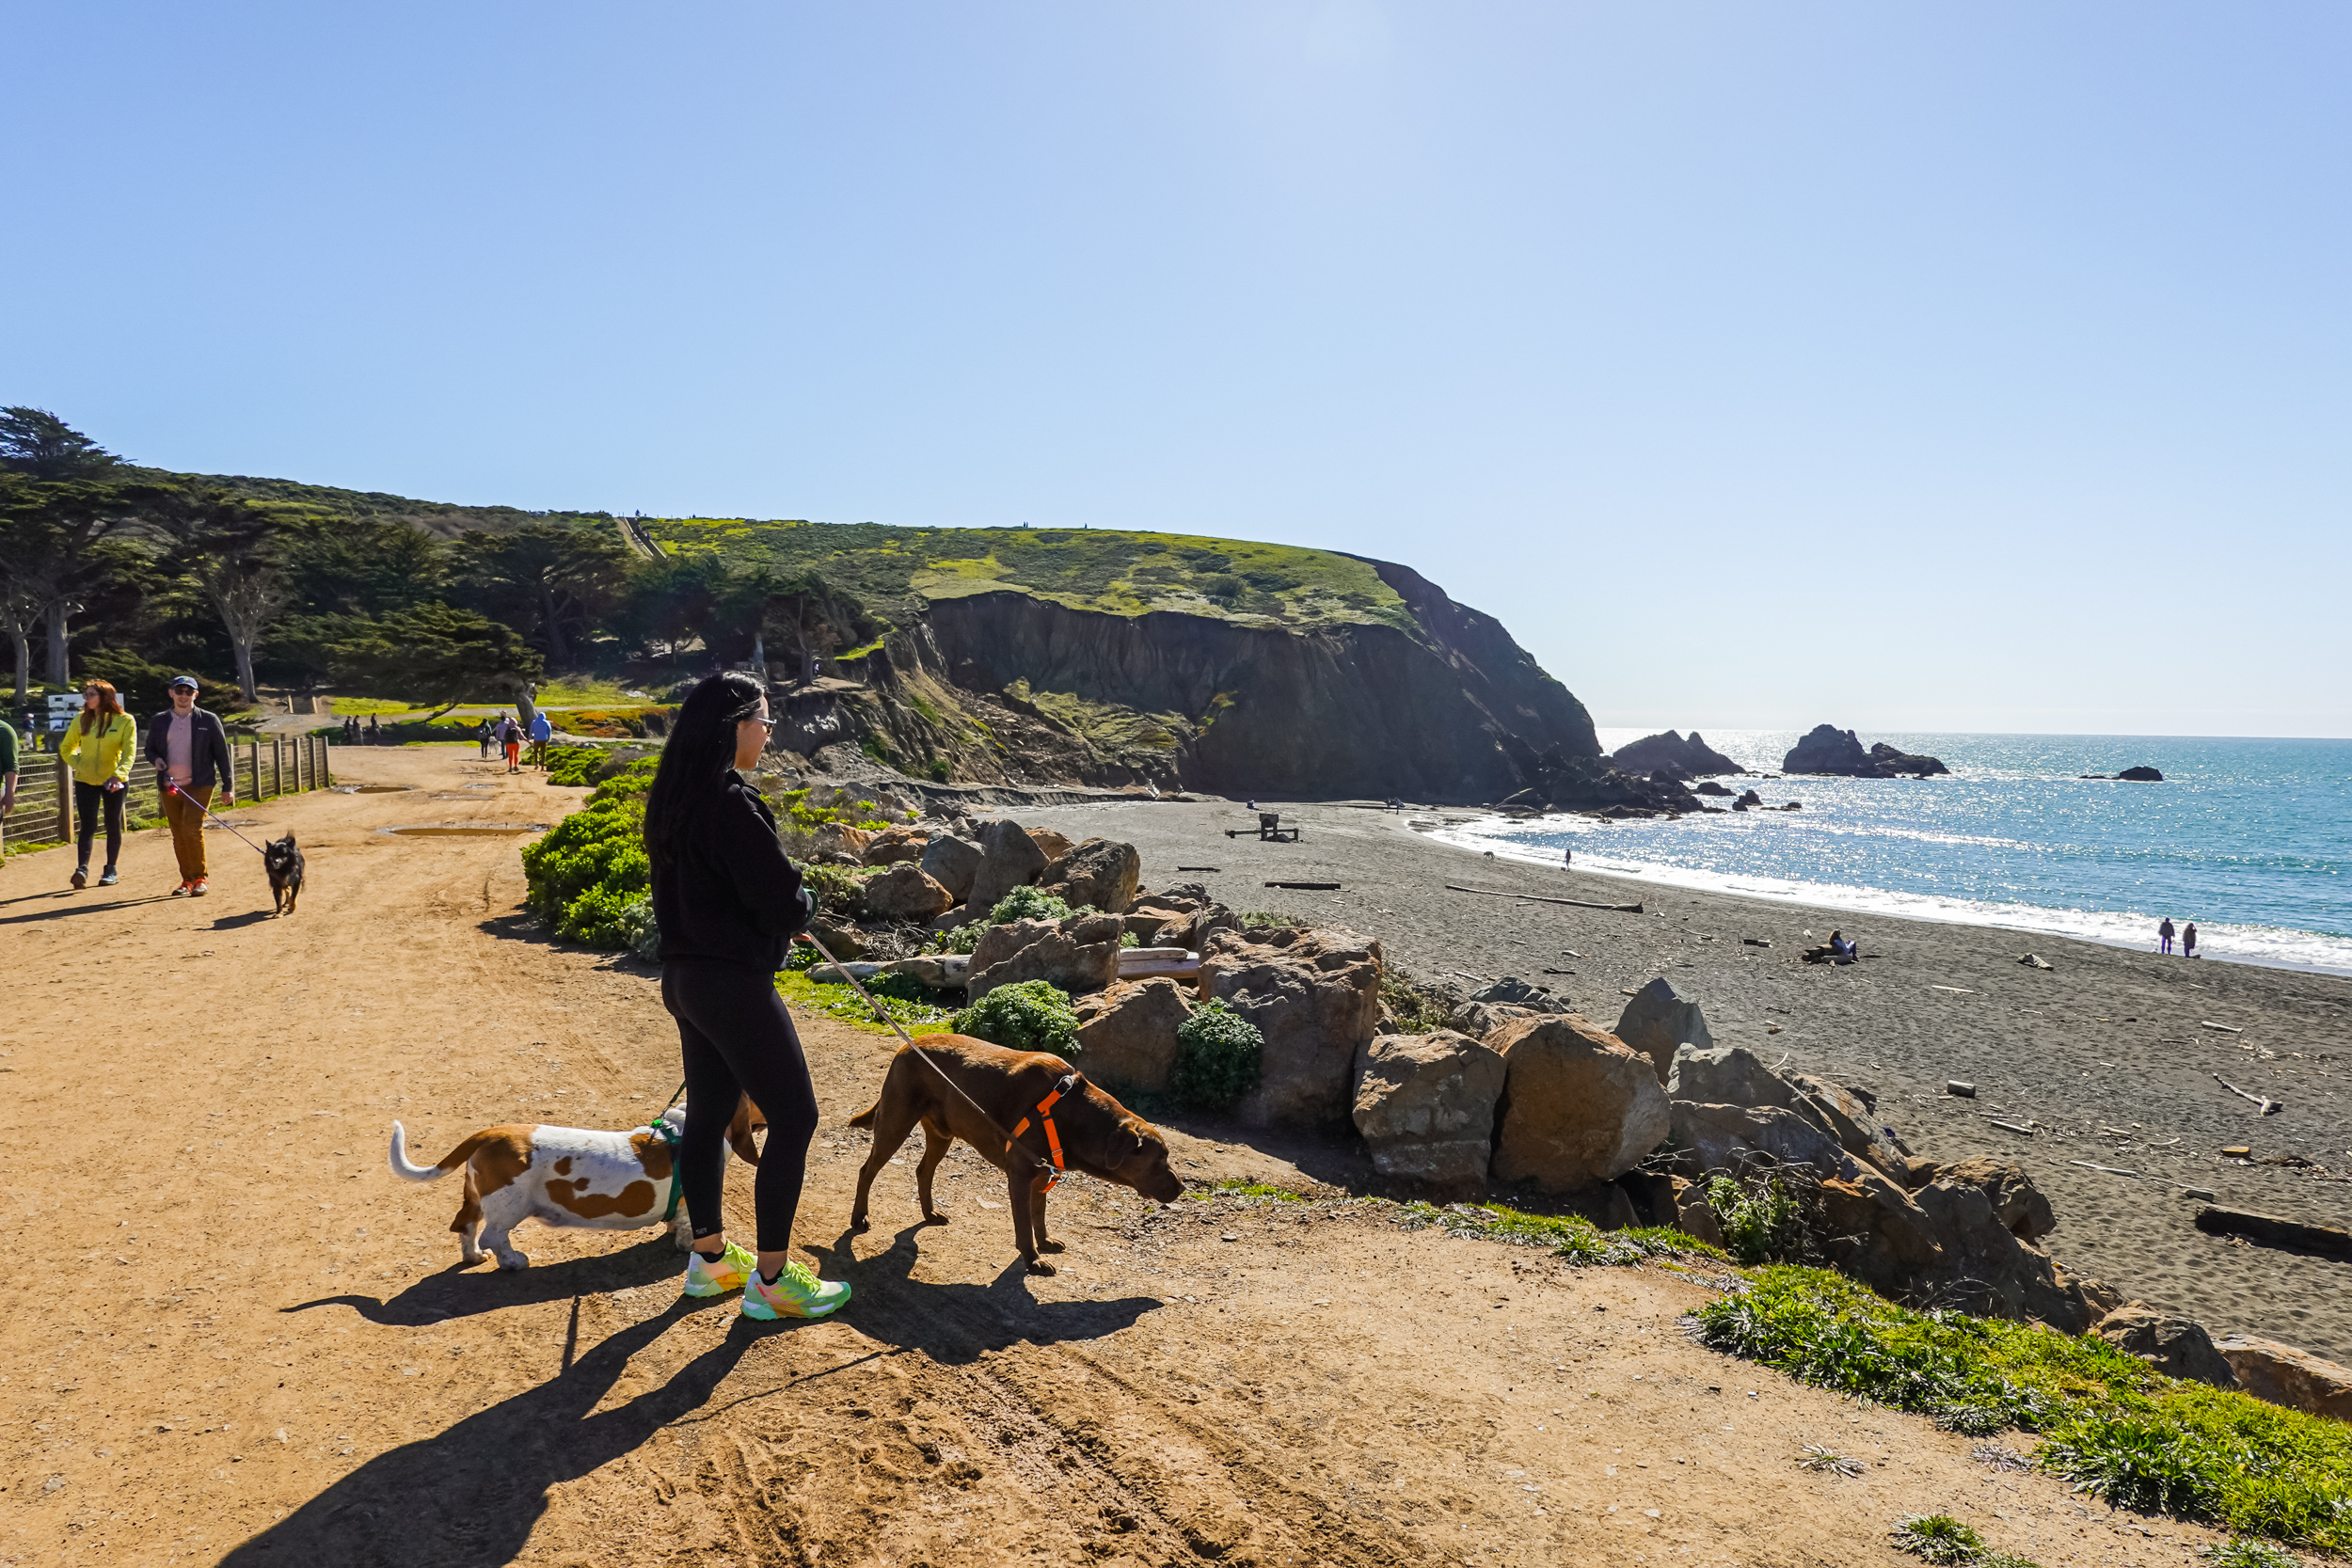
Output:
[387, 1097, 763, 1270]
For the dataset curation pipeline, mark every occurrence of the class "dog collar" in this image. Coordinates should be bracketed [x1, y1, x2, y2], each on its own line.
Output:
[647, 1118, 686, 1223]
[1006, 1072, 1081, 1193]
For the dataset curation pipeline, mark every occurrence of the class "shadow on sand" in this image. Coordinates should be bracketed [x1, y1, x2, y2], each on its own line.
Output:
[237, 1226, 1159, 1566]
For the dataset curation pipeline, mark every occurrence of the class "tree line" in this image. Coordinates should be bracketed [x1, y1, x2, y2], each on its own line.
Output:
[0, 410, 873, 714]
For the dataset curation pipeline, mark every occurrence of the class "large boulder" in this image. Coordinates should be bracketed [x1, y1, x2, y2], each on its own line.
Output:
[2215, 1337, 2352, 1420]
[1786, 1072, 1910, 1180]
[1936, 1158, 2055, 1243]
[919, 834, 985, 903]
[1609, 730, 1742, 779]
[1028, 827, 1075, 861]
[1907, 1177, 2102, 1333]
[1351, 1031, 1507, 1195]
[967, 818, 1049, 912]
[1489, 1015, 1671, 1194]
[1813, 1168, 1947, 1296]
[1614, 978, 1714, 1084]
[809, 821, 877, 860]
[1450, 999, 1541, 1038]
[1669, 1101, 1860, 1182]
[1469, 976, 1568, 1014]
[1781, 725, 1875, 776]
[861, 828, 930, 867]
[1668, 1043, 1797, 1109]
[1041, 837, 1142, 914]
[861, 863, 954, 923]
[1073, 978, 1194, 1095]
[1867, 742, 1950, 778]
[2096, 1306, 2239, 1388]
[1200, 927, 1386, 1128]
[967, 913, 1125, 1000]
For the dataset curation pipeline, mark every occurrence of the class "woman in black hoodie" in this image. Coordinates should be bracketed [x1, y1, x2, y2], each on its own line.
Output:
[644, 671, 850, 1321]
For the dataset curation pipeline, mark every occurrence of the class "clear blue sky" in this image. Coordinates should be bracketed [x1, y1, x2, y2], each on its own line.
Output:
[9, 4, 2348, 737]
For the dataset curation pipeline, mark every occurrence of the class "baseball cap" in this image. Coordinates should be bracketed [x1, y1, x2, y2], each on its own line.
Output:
[167, 674, 199, 691]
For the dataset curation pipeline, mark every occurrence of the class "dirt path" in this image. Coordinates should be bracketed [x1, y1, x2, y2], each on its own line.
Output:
[0, 749, 2233, 1566]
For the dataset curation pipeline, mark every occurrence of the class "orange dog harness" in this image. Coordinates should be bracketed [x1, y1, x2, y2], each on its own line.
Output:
[1007, 1072, 1082, 1191]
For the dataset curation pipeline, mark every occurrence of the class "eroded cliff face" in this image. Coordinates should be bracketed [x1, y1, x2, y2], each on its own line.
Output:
[785, 562, 1606, 805]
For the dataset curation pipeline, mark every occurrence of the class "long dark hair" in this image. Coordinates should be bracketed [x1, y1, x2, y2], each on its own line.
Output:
[78, 679, 123, 734]
[644, 671, 768, 867]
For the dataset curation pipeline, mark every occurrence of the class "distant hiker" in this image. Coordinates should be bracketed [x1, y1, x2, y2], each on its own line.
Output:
[645, 670, 846, 1321]
[0, 709, 18, 866]
[58, 679, 135, 890]
[1563, 845, 1573, 870]
[478, 717, 495, 759]
[529, 709, 553, 768]
[500, 714, 522, 773]
[146, 675, 234, 898]
[2158, 917, 2175, 956]
[366, 715, 382, 745]
[2183, 922, 2199, 958]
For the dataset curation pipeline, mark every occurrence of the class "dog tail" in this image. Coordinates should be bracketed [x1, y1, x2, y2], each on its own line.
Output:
[847, 1101, 879, 1130]
[388, 1121, 489, 1182]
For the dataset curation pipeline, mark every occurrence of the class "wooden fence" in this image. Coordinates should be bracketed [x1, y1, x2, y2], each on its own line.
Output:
[5, 733, 337, 852]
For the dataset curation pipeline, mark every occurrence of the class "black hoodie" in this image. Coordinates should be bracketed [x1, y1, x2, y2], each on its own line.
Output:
[650, 772, 813, 971]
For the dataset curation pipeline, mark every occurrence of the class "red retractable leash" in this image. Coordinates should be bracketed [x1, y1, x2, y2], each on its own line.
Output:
[159, 776, 269, 858]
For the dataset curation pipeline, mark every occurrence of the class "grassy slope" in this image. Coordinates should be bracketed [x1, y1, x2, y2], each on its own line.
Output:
[126, 467, 616, 538]
[647, 518, 1421, 634]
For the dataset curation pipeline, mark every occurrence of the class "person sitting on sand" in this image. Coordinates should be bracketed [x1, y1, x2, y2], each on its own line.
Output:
[2158, 917, 2175, 956]
[2183, 921, 2199, 958]
[1828, 929, 1857, 960]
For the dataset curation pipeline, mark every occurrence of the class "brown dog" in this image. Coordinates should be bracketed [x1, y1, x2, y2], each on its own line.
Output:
[849, 1036, 1184, 1274]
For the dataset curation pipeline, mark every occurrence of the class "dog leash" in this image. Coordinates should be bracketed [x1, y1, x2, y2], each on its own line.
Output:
[794, 928, 1053, 1182]
[158, 776, 270, 858]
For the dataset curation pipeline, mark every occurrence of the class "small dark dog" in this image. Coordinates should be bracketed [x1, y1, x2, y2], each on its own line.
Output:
[264, 832, 305, 916]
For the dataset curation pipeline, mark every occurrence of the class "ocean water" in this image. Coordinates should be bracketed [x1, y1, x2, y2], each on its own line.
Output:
[1426, 731, 2352, 975]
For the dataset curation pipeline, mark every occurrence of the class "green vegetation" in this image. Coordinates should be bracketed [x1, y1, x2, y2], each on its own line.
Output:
[2199, 1541, 2307, 1568]
[545, 745, 620, 787]
[646, 518, 1420, 634]
[1707, 1172, 1808, 1266]
[775, 969, 953, 1036]
[950, 979, 1080, 1056]
[1184, 1180, 1313, 1203]
[1890, 1515, 2039, 1568]
[1377, 967, 1455, 1034]
[798, 861, 877, 917]
[1402, 1202, 1723, 1266]
[1169, 999, 1263, 1111]
[1236, 909, 1303, 929]
[988, 885, 1075, 925]
[1695, 1269, 2352, 1554]
[518, 758, 658, 951]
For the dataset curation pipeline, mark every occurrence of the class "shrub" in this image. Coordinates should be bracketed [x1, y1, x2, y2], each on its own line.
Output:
[989, 886, 1074, 925]
[545, 746, 610, 786]
[799, 862, 873, 916]
[1378, 966, 1453, 1033]
[1170, 998, 1263, 1112]
[1891, 1515, 1987, 1566]
[951, 980, 1080, 1056]
[518, 756, 660, 951]
[925, 758, 950, 782]
[560, 886, 654, 949]
[2039, 1415, 2222, 1517]
[1237, 909, 1301, 929]
[2201, 1541, 2306, 1568]
[1708, 1172, 1807, 1266]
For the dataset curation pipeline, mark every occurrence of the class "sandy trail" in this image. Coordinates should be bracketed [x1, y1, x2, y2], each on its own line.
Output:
[0, 750, 2241, 1565]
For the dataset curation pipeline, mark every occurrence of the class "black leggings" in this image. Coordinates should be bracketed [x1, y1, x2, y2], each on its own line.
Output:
[72, 781, 124, 868]
[662, 959, 820, 1252]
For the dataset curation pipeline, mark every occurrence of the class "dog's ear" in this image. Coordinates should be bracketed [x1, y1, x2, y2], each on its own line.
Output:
[726, 1094, 766, 1166]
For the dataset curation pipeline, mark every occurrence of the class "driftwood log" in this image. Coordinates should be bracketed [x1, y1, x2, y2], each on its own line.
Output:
[1444, 884, 1643, 913]
[2194, 1206, 2352, 1259]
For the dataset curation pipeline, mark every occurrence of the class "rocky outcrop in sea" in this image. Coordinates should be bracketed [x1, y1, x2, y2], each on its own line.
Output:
[1781, 724, 1950, 778]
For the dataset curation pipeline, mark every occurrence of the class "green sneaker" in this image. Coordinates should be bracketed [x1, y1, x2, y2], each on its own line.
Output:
[741, 1259, 851, 1321]
[682, 1240, 758, 1297]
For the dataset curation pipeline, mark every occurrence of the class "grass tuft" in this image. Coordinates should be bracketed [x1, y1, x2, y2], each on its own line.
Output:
[2199, 1541, 2305, 1568]
[1397, 1202, 1724, 1266]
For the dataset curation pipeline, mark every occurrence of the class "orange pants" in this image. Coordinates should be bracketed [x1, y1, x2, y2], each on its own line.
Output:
[162, 784, 215, 882]
[504, 740, 521, 769]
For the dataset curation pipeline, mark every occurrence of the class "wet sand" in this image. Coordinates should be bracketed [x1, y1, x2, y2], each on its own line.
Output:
[1021, 796, 2352, 1363]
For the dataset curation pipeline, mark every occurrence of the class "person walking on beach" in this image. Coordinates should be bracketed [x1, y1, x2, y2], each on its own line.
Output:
[58, 679, 136, 890]
[0, 709, 18, 868]
[146, 675, 234, 897]
[1563, 844, 1573, 870]
[2183, 922, 2199, 959]
[529, 708, 552, 769]
[2158, 917, 2175, 956]
[644, 670, 847, 1321]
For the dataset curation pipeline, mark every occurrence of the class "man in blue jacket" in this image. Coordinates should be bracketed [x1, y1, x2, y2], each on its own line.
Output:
[146, 675, 235, 896]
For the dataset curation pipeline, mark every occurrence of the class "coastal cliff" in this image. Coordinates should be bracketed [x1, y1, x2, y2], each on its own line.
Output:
[660, 519, 1640, 805]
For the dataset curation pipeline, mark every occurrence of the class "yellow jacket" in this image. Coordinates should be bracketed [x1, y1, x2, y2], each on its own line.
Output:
[59, 711, 138, 787]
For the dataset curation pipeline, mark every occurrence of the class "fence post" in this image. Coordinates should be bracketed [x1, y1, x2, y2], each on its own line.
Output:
[54, 755, 72, 843]
[272, 737, 283, 798]
[322, 736, 333, 787]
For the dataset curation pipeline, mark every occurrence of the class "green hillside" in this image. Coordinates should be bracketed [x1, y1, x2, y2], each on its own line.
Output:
[648, 518, 1419, 634]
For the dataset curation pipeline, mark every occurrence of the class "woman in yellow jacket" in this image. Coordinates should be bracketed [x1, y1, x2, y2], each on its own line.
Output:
[59, 679, 137, 890]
